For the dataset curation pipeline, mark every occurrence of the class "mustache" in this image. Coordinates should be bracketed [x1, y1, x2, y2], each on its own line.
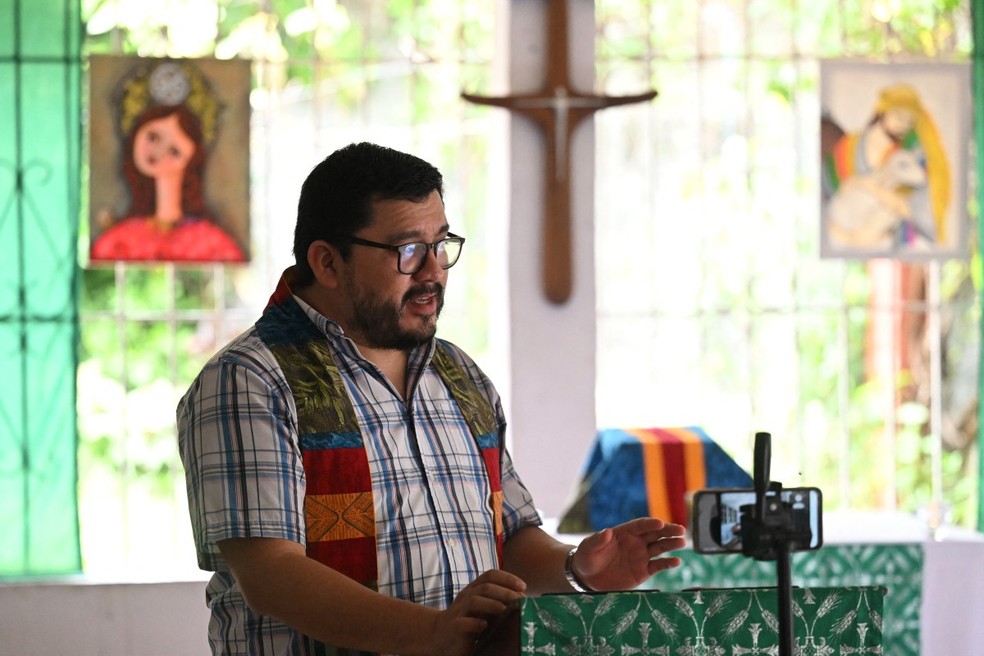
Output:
[403, 282, 444, 304]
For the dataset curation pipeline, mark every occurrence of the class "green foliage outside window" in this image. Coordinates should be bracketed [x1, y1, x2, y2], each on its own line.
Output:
[75, 0, 980, 574]
[78, 0, 496, 574]
[594, 0, 978, 528]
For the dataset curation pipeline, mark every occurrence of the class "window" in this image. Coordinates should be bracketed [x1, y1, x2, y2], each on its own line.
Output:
[595, 0, 978, 526]
[77, 0, 499, 576]
[67, 0, 980, 578]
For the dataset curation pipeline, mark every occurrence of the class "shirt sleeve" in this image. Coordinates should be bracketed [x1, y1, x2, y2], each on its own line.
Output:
[499, 438, 544, 536]
[176, 338, 306, 570]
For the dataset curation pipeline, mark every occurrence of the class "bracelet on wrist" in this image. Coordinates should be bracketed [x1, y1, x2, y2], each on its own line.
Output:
[564, 546, 593, 593]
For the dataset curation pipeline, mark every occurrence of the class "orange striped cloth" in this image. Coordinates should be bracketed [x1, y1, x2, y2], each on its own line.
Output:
[557, 426, 752, 532]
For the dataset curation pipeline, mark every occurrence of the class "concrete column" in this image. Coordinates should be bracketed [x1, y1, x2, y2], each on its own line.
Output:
[503, 0, 597, 519]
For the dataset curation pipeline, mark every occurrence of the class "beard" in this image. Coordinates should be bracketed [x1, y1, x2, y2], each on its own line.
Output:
[343, 276, 444, 350]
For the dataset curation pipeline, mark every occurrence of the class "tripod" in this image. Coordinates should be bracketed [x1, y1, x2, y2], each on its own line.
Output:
[738, 433, 815, 656]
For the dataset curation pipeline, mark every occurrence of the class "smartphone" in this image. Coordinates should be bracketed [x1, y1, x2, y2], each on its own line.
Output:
[691, 487, 823, 554]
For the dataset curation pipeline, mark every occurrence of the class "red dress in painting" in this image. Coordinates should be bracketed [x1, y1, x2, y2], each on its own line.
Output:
[90, 216, 246, 263]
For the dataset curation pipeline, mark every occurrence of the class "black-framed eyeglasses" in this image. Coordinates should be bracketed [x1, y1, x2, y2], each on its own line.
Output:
[333, 232, 465, 275]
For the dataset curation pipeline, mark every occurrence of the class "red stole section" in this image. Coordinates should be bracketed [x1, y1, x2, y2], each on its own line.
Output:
[480, 446, 505, 563]
[302, 446, 378, 585]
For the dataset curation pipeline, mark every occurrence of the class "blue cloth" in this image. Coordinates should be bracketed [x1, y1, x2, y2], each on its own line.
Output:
[558, 426, 752, 532]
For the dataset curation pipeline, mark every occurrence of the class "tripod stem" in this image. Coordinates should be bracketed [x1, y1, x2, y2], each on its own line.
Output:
[776, 541, 794, 656]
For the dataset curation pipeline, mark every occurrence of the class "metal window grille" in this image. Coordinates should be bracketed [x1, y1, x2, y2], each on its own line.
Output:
[75, 0, 498, 576]
[6, 0, 978, 579]
[0, 0, 83, 576]
[594, 0, 979, 527]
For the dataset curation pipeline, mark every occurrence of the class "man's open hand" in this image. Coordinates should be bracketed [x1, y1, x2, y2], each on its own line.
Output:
[573, 517, 687, 591]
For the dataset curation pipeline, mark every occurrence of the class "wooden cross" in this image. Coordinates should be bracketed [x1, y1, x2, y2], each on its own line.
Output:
[462, 0, 658, 304]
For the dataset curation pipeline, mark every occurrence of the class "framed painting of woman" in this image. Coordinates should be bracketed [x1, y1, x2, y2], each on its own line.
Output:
[88, 55, 251, 264]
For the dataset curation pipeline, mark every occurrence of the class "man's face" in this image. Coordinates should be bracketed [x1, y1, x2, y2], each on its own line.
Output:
[339, 190, 450, 350]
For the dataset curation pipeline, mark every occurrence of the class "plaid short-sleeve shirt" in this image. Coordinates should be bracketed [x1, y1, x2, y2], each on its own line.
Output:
[177, 295, 541, 655]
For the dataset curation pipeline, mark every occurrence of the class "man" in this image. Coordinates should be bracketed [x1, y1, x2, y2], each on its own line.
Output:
[177, 142, 686, 656]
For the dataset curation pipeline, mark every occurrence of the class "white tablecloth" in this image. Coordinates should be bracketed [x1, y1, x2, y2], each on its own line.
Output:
[823, 511, 984, 656]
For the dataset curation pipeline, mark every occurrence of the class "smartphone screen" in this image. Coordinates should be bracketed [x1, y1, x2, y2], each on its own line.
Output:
[691, 487, 822, 554]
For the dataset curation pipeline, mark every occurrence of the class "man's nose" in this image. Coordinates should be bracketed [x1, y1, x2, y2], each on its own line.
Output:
[413, 246, 444, 279]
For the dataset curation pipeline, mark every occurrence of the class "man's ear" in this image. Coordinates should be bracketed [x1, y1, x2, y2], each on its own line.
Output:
[307, 240, 343, 288]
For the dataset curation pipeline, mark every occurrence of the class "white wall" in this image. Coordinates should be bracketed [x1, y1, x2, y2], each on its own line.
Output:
[503, 0, 598, 521]
[0, 579, 211, 656]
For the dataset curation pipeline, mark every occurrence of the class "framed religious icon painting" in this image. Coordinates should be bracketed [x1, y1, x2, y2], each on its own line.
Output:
[87, 55, 252, 264]
[819, 59, 971, 261]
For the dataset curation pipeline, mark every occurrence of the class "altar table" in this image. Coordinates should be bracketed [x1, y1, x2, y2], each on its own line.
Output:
[639, 512, 983, 656]
[476, 586, 885, 655]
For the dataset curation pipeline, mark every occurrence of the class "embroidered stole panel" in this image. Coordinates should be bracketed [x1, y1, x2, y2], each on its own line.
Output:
[256, 296, 503, 588]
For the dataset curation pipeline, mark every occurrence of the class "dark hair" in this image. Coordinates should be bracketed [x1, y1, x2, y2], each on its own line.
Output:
[292, 142, 445, 286]
[123, 104, 208, 219]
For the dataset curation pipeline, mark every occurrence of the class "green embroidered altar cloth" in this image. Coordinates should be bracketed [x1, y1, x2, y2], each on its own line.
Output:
[643, 545, 922, 656]
[520, 586, 885, 655]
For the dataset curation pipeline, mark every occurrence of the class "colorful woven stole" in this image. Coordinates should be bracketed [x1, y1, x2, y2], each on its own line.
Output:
[255, 285, 504, 591]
